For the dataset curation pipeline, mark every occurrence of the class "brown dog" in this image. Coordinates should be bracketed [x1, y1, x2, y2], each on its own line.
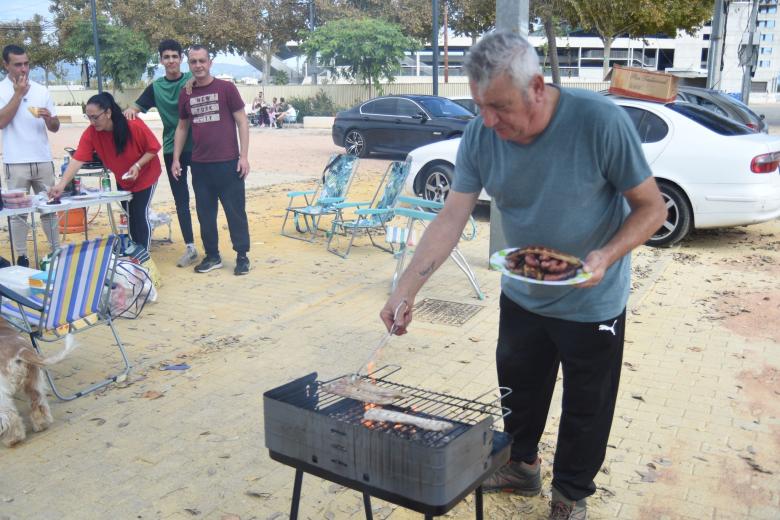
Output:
[0, 321, 75, 447]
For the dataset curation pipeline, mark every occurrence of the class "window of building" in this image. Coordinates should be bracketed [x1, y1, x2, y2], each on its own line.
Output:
[758, 20, 776, 28]
[759, 5, 777, 13]
[759, 60, 772, 68]
[761, 47, 773, 54]
[761, 33, 774, 42]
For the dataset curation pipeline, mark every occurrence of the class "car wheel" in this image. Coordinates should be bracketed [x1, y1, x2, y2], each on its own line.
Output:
[344, 129, 368, 157]
[647, 182, 692, 247]
[419, 163, 453, 202]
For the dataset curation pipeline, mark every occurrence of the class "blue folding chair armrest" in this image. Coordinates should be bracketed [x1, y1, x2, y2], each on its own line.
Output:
[0, 283, 44, 311]
[394, 207, 436, 222]
[355, 208, 394, 217]
[397, 196, 444, 210]
[334, 201, 370, 209]
[318, 196, 345, 205]
[287, 189, 316, 198]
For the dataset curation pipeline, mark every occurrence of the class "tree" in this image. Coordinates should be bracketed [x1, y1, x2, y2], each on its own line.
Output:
[447, 0, 495, 45]
[314, 0, 435, 41]
[0, 15, 61, 85]
[256, 0, 309, 85]
[563, 0, 712, 78]
[302, 18, 420, 97]
[61, 17, 153, 91]
[532, 0, 570, 85]
[51, 0, 268, 57]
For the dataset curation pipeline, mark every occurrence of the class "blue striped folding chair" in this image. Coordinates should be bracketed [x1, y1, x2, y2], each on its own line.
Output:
[281, 154, 359, 242]
[0, 235, 130, 401]
[326, 160, 411, 258]
[390, 196, 484, 300]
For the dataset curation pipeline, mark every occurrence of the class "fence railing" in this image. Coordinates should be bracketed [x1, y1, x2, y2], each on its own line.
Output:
[49, 80, 613, 112]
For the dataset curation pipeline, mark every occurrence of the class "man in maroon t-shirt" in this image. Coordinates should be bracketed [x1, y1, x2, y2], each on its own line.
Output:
[172, 45, 251, 275]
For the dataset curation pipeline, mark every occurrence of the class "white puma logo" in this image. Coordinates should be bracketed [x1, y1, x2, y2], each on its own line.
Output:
[599, 320, 618, 336]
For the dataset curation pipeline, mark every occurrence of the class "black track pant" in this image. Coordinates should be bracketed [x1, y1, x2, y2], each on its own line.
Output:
[163, 152, 194, 245]
[190, 159, 250, 258]
[496, 293, 625, 501]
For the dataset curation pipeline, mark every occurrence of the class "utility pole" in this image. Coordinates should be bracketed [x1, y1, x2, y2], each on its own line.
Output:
[707, 0, 726, 90]
[740, 0, 760, 103]
[309, 0, 317, 85]
[490, 0, 529, 255]
[89, 0, 103, 92]
[444, 2, 449, 84]
[432, 0, 439, 95]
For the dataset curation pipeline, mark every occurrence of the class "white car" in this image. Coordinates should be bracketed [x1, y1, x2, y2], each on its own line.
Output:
[404, 97, 780, 247]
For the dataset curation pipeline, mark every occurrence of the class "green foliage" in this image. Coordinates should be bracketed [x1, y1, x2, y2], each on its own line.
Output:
[272, 70, 289, 85]
[314, 0, 434, 41]
[0, 15, 61, 84]
[563, 0, 712, 75]
[61, 17, 153, 91]
[302, 18, 420, 97]
[286, 90, 343, 119]
[447, 0, 495, 41]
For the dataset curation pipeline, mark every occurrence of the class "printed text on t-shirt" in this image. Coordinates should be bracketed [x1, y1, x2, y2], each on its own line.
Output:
[190, 93, 221, 124]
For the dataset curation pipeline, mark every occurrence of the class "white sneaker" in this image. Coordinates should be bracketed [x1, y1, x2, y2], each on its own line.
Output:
[176, 245, 199, 267]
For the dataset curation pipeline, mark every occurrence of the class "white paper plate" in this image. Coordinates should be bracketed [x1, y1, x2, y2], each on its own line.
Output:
[489, 248, 593, 286]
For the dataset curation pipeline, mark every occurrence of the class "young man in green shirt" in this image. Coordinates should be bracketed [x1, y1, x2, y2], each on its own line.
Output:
[124, 39, 198, 267]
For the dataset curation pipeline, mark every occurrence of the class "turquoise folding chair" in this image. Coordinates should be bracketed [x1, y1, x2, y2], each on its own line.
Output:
[281, 154, 359, 242]
[390, 196, 484, 300]
[326, 160, 411, 258]
[0, 235, 130, 401]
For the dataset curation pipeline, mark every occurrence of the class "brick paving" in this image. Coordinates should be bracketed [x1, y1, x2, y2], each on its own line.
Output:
[1, 127, 779, 520]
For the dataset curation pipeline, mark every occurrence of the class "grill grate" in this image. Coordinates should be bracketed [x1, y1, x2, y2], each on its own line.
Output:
[271, 365, 508, 449]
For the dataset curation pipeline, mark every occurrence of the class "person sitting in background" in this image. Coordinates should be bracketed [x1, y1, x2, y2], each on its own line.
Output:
[284, 104, 297, 125]
[268, 97, 278, 128]
[275, 97, 290, 128]
[50, 92, 162, 251]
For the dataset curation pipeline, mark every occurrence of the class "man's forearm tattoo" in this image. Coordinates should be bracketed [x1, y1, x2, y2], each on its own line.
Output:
[418, 261, 436, 277]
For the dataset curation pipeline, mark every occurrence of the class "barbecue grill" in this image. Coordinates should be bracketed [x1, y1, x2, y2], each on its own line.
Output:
[263, 365, 511, 519]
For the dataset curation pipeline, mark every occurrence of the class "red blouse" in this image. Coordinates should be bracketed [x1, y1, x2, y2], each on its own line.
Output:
[74, 118, 162, 192]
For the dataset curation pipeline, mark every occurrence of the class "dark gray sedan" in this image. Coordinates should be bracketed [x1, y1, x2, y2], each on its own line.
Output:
[332, 95, 474, 158]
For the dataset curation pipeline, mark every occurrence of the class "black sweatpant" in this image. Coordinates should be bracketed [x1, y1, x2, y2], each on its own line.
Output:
[121, 184, 156, 251]
[190, 159, 250, 258]
[164, 151, 194, 245]
[496, 293, 625, 501]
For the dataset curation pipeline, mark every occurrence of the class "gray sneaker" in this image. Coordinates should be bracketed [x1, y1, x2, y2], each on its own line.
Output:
[482, 458, 541, 496]
[550, 487, 587, 520]
[176, 245, 198, 267]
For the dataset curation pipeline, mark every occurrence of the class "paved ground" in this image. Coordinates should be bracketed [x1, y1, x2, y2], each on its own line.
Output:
[1, 125, 779, 520]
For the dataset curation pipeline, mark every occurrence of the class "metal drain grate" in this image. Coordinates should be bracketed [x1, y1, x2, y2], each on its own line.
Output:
[412, 298, 485, 326]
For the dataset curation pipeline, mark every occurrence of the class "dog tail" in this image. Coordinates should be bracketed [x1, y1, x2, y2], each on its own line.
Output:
[18, 335, 78, 367]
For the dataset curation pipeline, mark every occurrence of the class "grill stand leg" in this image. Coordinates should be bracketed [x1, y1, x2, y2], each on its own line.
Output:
[290, 469, 303, 520]
[475, 486, 484, 520]
[363, 493, 373, 520]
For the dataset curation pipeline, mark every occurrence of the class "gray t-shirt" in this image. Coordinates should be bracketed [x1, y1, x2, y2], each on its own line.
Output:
[453, 87, 652, 322]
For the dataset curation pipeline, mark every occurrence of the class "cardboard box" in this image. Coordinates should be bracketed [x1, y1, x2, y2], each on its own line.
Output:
[607, 65, 679, 103]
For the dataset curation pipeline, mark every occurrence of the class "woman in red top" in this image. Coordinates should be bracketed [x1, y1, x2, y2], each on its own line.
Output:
[51, 92, 162, 250]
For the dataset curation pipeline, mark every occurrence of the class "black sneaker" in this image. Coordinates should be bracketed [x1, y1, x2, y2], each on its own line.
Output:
[234, 255, 250, 275]
[194, 255, 223, 273]
[16, 255, 29, 267]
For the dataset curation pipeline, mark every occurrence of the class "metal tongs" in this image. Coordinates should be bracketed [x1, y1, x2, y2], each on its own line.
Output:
[353, 300, 407, 379]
